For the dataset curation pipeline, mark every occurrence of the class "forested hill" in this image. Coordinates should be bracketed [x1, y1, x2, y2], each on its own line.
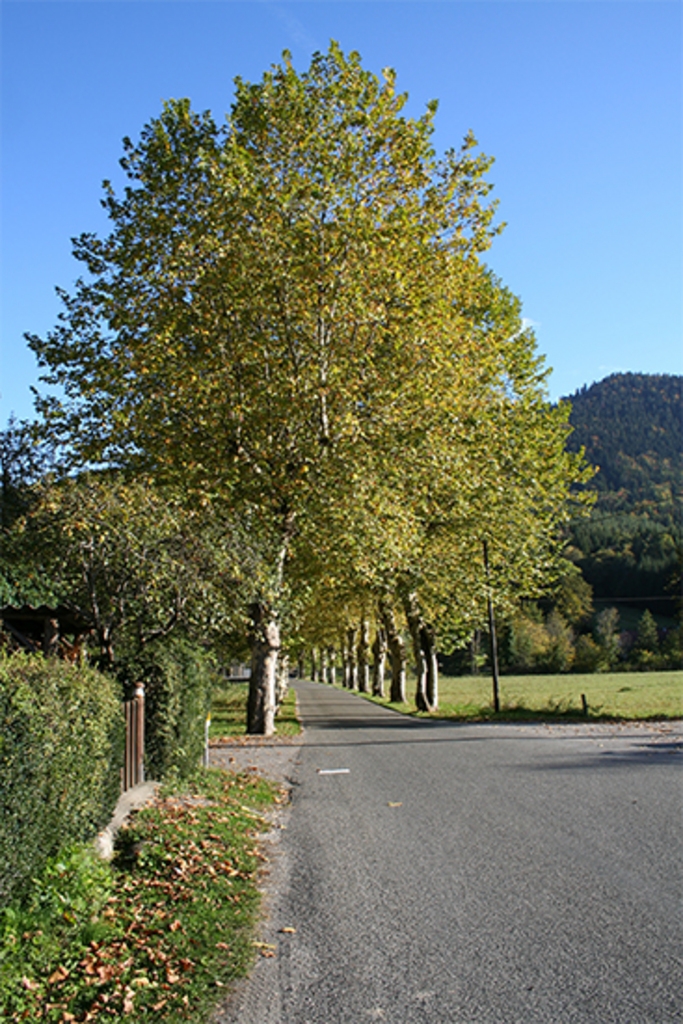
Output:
[562, 373, 681, 616]
[565, 372, 682, 510]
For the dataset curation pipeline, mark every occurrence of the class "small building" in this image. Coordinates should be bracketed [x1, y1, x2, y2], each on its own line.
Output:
[1, 605, 91, 660]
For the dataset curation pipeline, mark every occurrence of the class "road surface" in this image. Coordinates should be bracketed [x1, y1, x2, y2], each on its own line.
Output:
[218, 680, 682, 1024]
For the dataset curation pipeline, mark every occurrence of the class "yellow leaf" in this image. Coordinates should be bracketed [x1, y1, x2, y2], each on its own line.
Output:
[48, 965, 70, 985]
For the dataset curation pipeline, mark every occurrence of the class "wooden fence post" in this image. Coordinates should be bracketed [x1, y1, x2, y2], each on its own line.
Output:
[123, 683, 145, 791]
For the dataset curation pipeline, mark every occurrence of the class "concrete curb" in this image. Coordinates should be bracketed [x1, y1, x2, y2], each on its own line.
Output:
[94, 781, 159, 860]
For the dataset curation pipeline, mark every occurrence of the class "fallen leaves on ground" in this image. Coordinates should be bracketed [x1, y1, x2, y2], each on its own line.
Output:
[5, 770, 280, 1023]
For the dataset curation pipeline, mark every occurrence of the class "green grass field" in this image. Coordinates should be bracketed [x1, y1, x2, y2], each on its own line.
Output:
[210, 682, 301, 739]
[362, 670, 683, 721]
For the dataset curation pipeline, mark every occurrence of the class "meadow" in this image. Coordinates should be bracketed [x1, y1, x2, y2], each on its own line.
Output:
[365, 670, 683, 721]
[210, 671, 682, 733]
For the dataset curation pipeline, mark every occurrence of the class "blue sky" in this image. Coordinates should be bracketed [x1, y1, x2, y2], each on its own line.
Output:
[1, 1, 681, 427]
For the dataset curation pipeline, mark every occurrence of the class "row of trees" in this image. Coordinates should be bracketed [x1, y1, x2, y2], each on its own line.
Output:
[6, 46, 592, 732]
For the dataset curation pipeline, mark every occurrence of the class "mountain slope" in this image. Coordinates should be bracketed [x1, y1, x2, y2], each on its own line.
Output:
[563, 373, 681, 615]
[565, 372, 681, 511]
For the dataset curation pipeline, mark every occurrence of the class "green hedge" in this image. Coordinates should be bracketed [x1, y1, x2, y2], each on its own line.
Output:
[0, 653, 123, 904]
[119, 639, 214, 781]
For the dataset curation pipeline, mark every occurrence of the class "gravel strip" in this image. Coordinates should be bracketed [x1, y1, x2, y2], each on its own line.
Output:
[209, 736, 303, 1024]
[209, 736, 303, 786]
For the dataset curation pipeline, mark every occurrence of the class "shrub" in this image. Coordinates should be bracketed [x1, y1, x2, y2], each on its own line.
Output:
[507, 614, 550, 672]
[573, 634, 604, 673]
[595, 606, 620, 668]
[635, 609, 659, 653]
[118, 639, 214, 781]
[542, 611, 575, 673]
[0, 653, 123, 904]
[506, 611, 574, 673]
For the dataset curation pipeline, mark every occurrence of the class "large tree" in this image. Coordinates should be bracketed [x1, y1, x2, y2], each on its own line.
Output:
[29, 44, 587, 731]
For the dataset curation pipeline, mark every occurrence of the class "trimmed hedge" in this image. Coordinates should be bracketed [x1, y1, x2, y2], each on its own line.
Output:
[0, 653, 123, 904]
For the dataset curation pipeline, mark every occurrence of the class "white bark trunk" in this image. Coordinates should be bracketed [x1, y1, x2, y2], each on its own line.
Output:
[346, 626, 358, 690]
[372, 627, 387, 698]
[275, 653, 289, 711]
[425, 625, 438, 711]
[357, 618, 370, 694]
[248, 603, 278, 736]
[403, 593, 438, 713]
[326, 647, 337, 685]
[380, 601, 406, 704]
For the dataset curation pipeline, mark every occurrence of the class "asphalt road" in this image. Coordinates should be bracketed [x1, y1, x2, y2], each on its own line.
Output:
[219, 680, 682, 1024]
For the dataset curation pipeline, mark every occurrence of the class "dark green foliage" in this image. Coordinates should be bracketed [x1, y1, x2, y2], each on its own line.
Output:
[564, 373, 681, 616]
[0, 654, 123, 903]
[635, 609, 659, 653]
[569, 514, 679, 605]
[118, 639, 214, 781]
[0, 419, 59, 606]
[594, 606, 620, 669]
[0, 418, 55, 532]
[566, 372, 682, 504]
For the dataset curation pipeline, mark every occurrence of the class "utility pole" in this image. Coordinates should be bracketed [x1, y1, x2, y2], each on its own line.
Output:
[483, 540, 500, 713]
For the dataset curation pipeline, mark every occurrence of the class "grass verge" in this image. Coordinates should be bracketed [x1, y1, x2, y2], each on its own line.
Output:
[358, 670, 683, 721]
[210, 683, 301, 740]
[1, 769, 281, 1022]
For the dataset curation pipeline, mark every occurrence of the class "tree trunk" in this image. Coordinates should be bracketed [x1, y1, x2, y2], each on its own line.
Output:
[310, 647, 319, 682]
[326, 646, 337, 685]
[275, 653, 289, 712]
[404, 593, 429, 712]
[372, 627, 387, 698]
[97, 626, 115, 670]
[404, 593, 438, 712]
[424, 622, 438, 711]
[357, 617, 370, 694]
[340, 633, 349, 687]
[345, 626, 358, 689]
[483, 539, 500, 714]
[380, 601, 406, 704]
[248, 602, 278, 736]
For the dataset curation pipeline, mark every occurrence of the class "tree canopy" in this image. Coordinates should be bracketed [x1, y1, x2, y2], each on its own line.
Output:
[27, 44, 591, 732]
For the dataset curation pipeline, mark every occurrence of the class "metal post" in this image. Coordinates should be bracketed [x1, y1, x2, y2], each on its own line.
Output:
[483, 540, 500, 714]
[134, 683, 145, 785]
[203, 712, 211, 769]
